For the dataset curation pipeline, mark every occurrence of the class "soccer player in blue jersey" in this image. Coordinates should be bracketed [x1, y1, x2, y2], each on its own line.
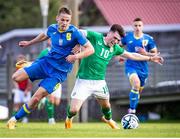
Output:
[121, 17, 159, 114]
[7, 6, 94, 129]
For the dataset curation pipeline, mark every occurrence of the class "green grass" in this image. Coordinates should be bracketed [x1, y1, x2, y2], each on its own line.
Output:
[1, 121, 180, 137]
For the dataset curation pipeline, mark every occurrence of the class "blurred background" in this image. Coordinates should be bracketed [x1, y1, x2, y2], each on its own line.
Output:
[0, 0, 180, 122]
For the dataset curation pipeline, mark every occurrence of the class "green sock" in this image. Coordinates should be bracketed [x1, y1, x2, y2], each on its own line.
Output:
[45, 98, 54, 119]
[12, 110, 17, 116]
[101, 107, 112, 120]
[67, 105, 76, 119]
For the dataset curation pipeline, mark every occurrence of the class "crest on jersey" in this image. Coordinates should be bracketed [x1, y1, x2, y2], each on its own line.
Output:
[98, 41, 102, 45]
[59, 39, 63, 46]
[142, 40, 148, 47]
[66, 33, 72, 40]
[110, 47, 114, 52]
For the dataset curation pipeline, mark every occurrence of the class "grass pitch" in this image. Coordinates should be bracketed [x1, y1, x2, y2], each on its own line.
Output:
[1, 121, 180, 138]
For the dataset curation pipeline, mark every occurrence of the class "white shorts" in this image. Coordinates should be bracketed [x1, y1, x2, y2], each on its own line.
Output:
[71, 79, 109, 101]
[51, 83, 62, 98]
[12, 88, 31, 103]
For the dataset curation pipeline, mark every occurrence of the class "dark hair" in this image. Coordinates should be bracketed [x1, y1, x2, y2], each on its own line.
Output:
[110, 24, 125, 37]
[58, 6, 72, 15]
[133, 17, 142, 22]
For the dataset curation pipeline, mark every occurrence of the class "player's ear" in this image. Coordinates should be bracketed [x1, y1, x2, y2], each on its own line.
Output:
[56, 16, 59, 22]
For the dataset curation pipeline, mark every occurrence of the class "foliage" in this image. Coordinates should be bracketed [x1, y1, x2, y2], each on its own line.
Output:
[0, 0, 106, 34]
[79, 0, 108, 26]
[0, 0, 61, 34]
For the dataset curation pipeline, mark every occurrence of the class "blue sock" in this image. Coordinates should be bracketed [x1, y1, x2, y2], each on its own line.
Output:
[129, 89, 139, 110]
[15, 104, 32, 120]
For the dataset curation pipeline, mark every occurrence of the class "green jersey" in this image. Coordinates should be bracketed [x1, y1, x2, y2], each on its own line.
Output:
[38, 47, 50, 58]
[77, 31, 124, 80]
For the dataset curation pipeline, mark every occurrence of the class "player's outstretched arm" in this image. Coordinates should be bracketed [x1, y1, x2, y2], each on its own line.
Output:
[19, 33, 49, 47]
[122, 51, 164, 65]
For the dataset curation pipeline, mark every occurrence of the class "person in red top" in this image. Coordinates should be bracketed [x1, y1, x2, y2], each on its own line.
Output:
[12, 54, 32, 123]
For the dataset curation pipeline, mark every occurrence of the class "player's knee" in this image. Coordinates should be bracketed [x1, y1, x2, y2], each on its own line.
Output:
[101, 102, 111, 108]
[12, 73, 19, 82]
[133, 84, 141, 91]
[12, 70, 23, 82]
[70, 107, 78, 114]
[55, 100, 60, 106]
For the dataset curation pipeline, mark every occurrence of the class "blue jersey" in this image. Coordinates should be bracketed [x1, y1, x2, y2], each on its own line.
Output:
[43, 24, 87, 72]
[121, 32, 156, 74]
[24, 24, 88, 93]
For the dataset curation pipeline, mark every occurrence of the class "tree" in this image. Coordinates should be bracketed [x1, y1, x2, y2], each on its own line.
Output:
[79, 0, 108, 26]
[0, 0, 60, 34]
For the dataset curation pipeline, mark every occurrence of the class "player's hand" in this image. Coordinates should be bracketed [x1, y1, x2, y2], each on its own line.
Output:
[66, 55, 77, 63]
[19, 41, 31, 47]
[150, 55, 164, 65]
[115, 56, 125, 64]
[137, 48, 147, 55]
[72, 44, 81, 54]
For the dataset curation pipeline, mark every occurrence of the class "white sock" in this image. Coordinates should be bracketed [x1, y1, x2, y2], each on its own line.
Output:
[10, 116, 17, 122]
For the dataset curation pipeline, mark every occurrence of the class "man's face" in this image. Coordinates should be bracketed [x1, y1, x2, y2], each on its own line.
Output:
[106, 31, 121, 47]
[56, 13, 71, 31]
[133, 21, 143, 34]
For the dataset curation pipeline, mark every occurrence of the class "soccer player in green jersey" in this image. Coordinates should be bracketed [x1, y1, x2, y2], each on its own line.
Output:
[65, 24, 163, 129]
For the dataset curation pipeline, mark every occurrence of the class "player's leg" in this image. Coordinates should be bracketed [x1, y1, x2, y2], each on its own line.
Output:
[53, 83, 62, 106]
[7, 59, 60, 129]
[12, 69, 29, 82]
[12, 89, 24, 116]
[22, 91, 32, 123]
[45, 95, 55, 124]
[65, 79, 90, 129]
[11, 68, 29, 116]
[93, 80, 119, 129]
[97, 98, 119, 129]
[45, 83, 62, 124]
[7, 87, 48, 129]
[65, 98, 84, 129]
[128, 73, 141, 114]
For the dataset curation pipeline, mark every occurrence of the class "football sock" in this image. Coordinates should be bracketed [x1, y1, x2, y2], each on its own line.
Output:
[101, 107, 112, 120]
[129, 89, 139, 110]
[12, 110, 17, 116]
[45, 98, 54, 119]
[67, 105, 76, 119]
[15, 104, 32, 120]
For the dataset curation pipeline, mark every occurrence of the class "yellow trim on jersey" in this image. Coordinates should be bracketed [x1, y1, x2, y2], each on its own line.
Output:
[53, 83, 60, 91]
[23, 104, 31, 114]
[58, 29, 65, 33]
[134, 33, 143, 39]
[131, 89, 139, 94]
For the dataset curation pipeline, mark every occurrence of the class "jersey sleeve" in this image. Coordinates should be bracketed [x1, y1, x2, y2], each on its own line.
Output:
[45, 24, 57, 38]
[86, 31, 102, 45]
[148, 36, 157, 50]
[75, 29, 88, 46]
[114, 44, 125, 55]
